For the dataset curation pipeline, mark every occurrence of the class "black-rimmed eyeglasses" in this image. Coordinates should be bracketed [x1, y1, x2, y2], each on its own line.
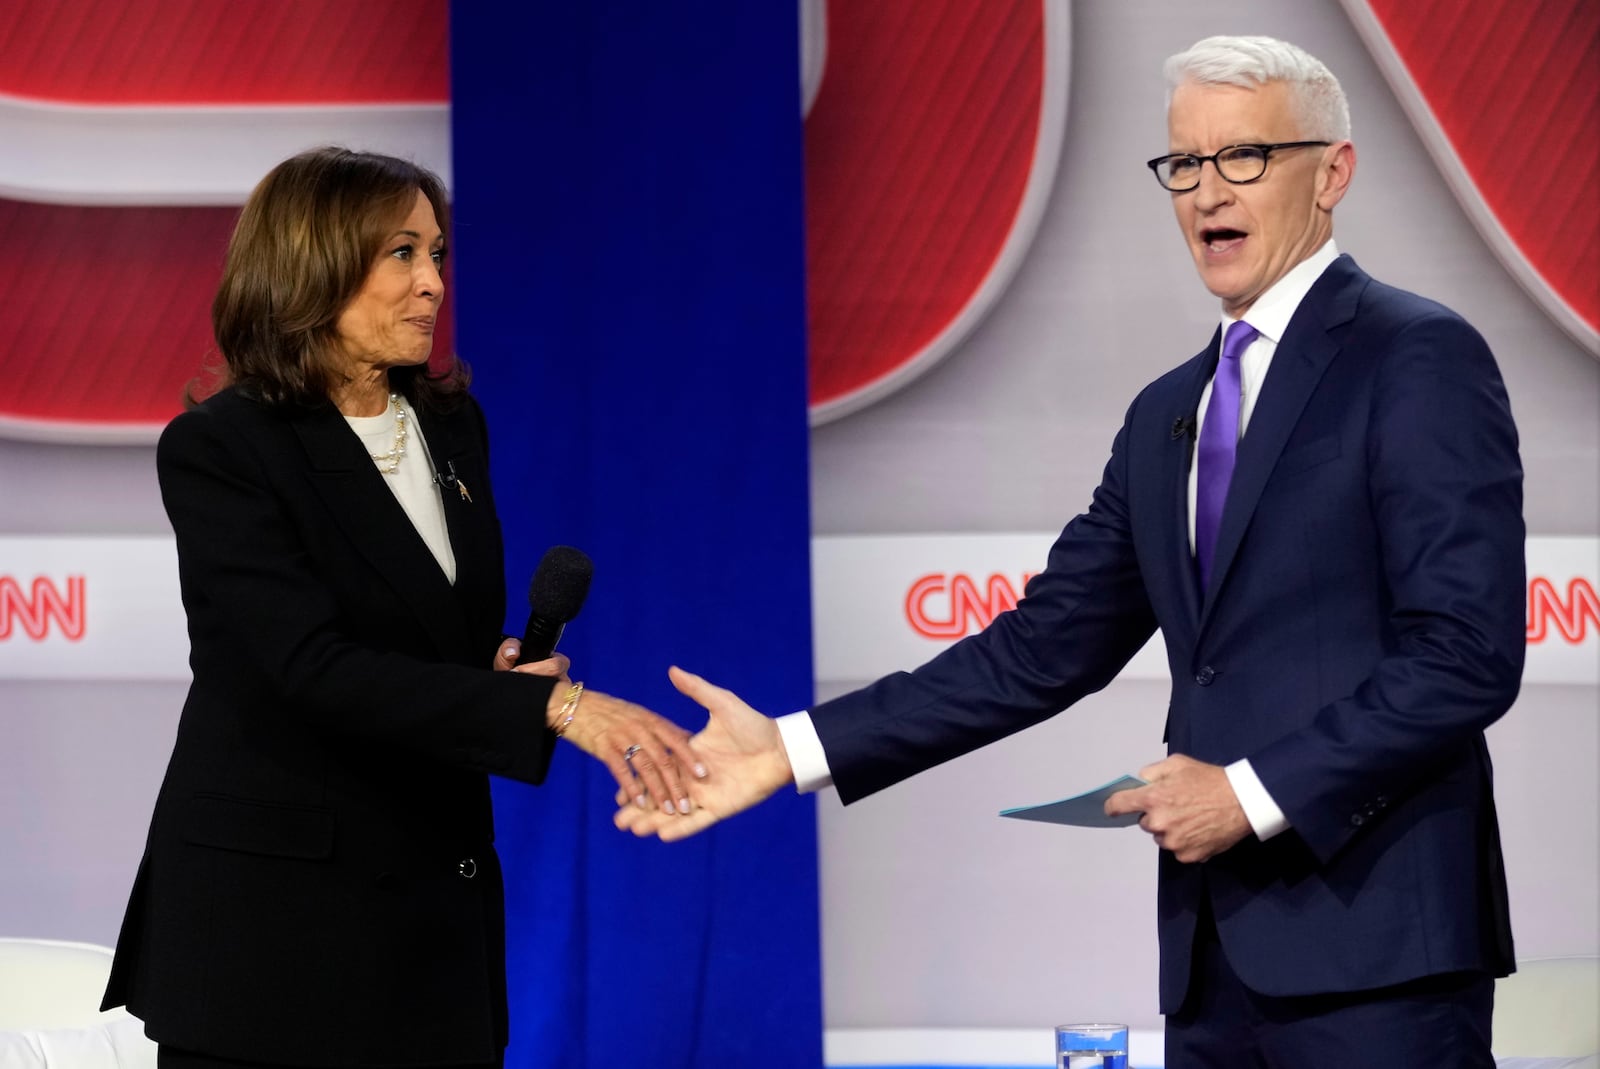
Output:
[1146, 141, 1331, 191]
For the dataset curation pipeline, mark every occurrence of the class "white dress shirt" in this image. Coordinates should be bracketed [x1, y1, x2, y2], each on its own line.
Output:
[779, 241, 1343, 843]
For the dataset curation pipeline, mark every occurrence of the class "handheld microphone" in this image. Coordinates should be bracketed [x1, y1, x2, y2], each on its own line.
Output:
[516, 546, 594, 665]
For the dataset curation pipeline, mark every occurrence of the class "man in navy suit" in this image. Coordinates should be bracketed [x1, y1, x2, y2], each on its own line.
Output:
[621, 35, 1522, 1068]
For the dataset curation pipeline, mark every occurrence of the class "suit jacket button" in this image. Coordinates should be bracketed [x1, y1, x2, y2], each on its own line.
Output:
[458, 858, 478, 879]
[1350, 814, 1365, 827]
[1195, 666, 1216, 686]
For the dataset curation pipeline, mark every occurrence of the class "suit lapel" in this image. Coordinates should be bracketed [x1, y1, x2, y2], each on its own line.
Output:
[1168, 339, 1217, 631]
[1198, 258, 1363, 631]
[414, 403, 502, 633]
[290, 404, 473, 659]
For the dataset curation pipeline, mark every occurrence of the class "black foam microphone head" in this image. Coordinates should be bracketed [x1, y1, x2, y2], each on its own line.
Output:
[528, 546, 594, 623]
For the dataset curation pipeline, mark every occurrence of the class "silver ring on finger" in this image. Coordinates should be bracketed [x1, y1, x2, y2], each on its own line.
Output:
[623, 744, 643, 761]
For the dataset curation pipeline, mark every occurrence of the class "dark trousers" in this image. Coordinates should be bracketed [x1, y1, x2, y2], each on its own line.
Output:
[1165, 904, 1495, 1069]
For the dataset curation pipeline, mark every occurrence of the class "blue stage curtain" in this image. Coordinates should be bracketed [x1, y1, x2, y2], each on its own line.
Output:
[449, 5, 820, 1067]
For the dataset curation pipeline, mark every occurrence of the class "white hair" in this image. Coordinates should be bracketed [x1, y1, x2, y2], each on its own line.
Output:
[1164, 35, 1352, 141]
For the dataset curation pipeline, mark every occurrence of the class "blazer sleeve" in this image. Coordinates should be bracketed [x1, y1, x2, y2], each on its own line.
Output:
[157, 400, 559, 785]
[1247, 310, 1525, 862]
[813, 408, 1160, 803]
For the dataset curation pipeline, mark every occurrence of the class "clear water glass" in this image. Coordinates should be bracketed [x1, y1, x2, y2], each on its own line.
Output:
[1055, 1022, 1129, 1069]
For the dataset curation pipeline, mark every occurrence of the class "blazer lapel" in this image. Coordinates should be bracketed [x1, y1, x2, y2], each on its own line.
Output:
[1168, 339, 1217, 631]
[414, 404, 503, 632]
[291, 404, 473, 659]
[1198, 259, 1363, 630]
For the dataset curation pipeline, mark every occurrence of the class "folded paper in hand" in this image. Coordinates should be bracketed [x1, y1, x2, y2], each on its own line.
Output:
[1000, 774, 1147, 827]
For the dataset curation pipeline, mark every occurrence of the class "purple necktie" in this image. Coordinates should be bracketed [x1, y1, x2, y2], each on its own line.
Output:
[1195, 320, 1259, 589]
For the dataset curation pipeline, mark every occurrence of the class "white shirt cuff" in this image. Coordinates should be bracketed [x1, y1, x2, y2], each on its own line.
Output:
[1225, 758, 1289, 841]
[775, 711, 833, 793]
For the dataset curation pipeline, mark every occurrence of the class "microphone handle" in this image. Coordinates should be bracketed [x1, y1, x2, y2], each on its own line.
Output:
[517, 614, 566, 666]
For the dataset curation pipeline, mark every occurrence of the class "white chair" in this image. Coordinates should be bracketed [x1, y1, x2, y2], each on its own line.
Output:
[0, 937, 156, 1068]
[1493, 955, 1600, 1062]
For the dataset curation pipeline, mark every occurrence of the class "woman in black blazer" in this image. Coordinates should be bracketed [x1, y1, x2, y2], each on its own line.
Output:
[101, 148, 701, 1068]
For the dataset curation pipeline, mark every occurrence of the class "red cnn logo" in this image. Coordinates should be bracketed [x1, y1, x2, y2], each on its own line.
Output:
[904, 573, 1600, 647]
[0, 576, 87, 642]
[905, 572, 1035, 639]
[1526, 576, 1599, 644]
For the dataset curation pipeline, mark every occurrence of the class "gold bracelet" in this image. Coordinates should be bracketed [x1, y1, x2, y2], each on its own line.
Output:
[552, 681, 584, 738]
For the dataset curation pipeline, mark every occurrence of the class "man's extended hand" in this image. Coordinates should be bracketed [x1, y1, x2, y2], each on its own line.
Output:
[1104, 754, 1251, 863]
[613, 666, 794, 842]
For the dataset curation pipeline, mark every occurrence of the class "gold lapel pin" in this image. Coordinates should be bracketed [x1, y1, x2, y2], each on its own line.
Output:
[436, 461, 472, 503]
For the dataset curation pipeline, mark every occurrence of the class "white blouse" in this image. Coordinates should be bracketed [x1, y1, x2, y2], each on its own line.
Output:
[342, 395, 456, 584]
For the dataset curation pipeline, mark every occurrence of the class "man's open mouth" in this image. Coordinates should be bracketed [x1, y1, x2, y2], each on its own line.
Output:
[1202, 227, 1247, 252]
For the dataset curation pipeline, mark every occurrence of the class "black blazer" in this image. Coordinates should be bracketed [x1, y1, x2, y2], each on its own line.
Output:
[103, 387, 559, 1065]
[813, 257, 1523, 1010]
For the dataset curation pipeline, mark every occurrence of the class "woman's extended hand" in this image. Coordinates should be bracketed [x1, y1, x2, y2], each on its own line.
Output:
[520, 671, 706, 815]
[613, 667, 794, 842]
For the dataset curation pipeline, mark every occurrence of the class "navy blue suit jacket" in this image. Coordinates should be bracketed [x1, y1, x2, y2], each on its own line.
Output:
[811, 255, 1523, 1011]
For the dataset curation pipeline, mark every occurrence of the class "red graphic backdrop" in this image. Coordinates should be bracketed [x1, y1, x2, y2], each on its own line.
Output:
[1364, 0, 1598, 334]
[0, 202, 455, 423]
[0, 0, 452, 431]
[804, 0, 1044, 410]
[0, 0, 448, 103]
[2, 0, 1594, 434]
[2, 202, 231, 422]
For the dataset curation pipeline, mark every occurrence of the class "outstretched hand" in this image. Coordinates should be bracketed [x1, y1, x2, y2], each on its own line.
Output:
[508, 656, 705, 815]
[613, 666, 794, 842]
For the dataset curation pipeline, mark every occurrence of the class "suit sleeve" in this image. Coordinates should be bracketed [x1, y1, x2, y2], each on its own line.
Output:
[1248, 312, 1525, 862]
[813, 405, 1160, 803]
[157, 402, 559, 785]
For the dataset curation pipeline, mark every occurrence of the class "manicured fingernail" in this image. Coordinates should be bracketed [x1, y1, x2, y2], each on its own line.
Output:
[635, 794, 648, 809]
[678, 797, 690, 813]
[693, 763, 708, 778]
[662, 799, 677, 814]
[506, 646, 518, 658]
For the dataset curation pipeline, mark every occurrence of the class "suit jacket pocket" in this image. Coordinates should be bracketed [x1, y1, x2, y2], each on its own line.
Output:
[1268, 434, 1341, 482]
[182, 793, 335, 860]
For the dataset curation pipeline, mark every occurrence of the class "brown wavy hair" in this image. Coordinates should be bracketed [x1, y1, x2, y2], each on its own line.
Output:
[199, 146, 467, 410]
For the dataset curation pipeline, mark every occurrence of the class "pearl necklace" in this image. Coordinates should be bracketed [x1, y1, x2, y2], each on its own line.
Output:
[368, 394, 409, 475]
